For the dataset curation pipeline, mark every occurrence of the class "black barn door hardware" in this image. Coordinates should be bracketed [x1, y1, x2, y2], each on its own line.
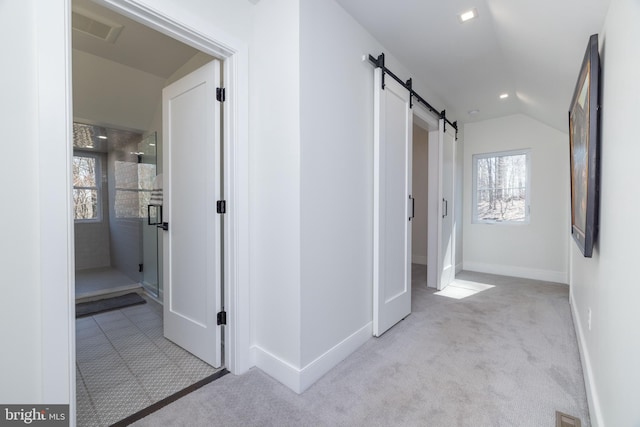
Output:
[368, 52, 458, 140]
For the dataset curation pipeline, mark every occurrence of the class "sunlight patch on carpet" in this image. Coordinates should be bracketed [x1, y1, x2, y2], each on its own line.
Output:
[434, 280, 495, 299]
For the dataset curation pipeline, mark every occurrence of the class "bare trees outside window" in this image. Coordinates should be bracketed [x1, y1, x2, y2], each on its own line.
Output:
[73, 153, 101, 221]
[473, 149, 530, 223]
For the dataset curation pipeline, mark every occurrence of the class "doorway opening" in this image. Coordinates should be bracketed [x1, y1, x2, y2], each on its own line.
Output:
[410, 117, 431, 289]
[71, 0, 226, 424]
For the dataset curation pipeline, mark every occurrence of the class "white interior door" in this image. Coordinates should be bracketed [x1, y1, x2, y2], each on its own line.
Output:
[437, 119, 456, 290]
[162, 60, 222, 367]
[373, 69, 413, 337]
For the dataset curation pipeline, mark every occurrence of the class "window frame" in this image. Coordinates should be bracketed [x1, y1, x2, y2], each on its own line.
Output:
[472, 148, 531, 225]
[73, 151, 103, 223]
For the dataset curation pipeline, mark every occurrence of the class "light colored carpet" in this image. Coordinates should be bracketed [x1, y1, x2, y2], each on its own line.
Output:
[132, 267, 589, 427]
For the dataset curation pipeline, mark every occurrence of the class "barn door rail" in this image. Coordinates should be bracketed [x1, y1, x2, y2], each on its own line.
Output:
[369, 52, 458, 139]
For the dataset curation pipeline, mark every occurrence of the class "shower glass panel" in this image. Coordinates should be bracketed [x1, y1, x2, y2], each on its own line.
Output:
[139, 132, 160, 297]
[73, 122, 161, 297]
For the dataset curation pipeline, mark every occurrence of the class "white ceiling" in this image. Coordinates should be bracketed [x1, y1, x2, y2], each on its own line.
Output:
[334, 0, 610, 132]
[74, 0, 610, 132]
[72, 0, 199, 79]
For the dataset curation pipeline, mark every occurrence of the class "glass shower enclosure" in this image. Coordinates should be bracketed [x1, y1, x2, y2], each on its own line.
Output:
[72, 122, 160, 299]
[138, 132, 161, 298]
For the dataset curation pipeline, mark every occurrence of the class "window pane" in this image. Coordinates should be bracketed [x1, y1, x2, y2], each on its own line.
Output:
[73, 156, 97, 187]
[475, 153, 527, 222]
[73, 189, 98, 220]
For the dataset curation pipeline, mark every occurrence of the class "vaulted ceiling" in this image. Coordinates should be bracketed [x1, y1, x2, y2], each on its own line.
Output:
[334, 0, 611, 132]
[75, 0, 611, 133]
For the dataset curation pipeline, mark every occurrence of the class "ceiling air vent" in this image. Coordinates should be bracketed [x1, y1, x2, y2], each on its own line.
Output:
[72, 8, 123, 43]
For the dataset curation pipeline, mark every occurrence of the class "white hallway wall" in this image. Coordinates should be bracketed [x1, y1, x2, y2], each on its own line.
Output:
[249, 0, 303, 384]
[463, 114, 569, 283]
[298, 0, 450, 391]
[570, 0, 640, 425]
[0, 0, 44, 402]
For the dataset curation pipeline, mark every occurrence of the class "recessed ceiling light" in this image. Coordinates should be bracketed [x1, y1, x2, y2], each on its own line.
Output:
[499, 93, 509, 99]
[98, 135, 107, 139]
[468, 109, 480, 115]
[458, 8, 478, 23]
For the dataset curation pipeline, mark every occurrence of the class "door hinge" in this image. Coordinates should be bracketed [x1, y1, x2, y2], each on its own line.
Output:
[216, 87, 226, 102]
[217, 200, 226, 214]
[138, 263, 143, 273]
[217, 311, 227, 325]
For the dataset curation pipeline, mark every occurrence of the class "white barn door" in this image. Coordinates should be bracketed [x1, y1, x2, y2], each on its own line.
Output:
[373, 69, 413, 337]
[437, 119, 456, 290]
[162, 60, 222, 367]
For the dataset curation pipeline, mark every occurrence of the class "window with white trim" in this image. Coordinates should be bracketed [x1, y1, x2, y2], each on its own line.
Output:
[73, 153, 102, 221]
[472, 149, 530, 224]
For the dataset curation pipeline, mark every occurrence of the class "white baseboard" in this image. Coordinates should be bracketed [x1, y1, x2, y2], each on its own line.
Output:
[570, 290, 602, 427]
[253, 322, 372, 394]
[252, 345, 301, 392]
[299, 322, 371, 392]
[462, 261, 568, 284]
[412, 255, 427, 265]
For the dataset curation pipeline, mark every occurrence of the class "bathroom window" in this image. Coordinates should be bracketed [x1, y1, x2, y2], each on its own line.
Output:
[73, 153, 102, 221]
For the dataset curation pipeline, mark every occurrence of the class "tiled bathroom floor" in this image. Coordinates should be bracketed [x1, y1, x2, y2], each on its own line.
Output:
[76, 296, 220, 426]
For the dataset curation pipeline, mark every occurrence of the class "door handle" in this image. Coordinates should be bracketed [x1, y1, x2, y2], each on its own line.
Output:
[158, 222, 169, 231]
[442, 198, 448, 218]
[409, 196, 415, 221]
[147, 204, 162, 226]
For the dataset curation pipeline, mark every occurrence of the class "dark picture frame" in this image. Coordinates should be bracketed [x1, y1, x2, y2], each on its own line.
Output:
[568, 33, 601, 257]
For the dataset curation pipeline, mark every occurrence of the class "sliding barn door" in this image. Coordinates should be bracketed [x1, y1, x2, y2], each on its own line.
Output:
[373, 68, 413, 336]
[162, 60, 222, 367]
[437, 119, 456, 290]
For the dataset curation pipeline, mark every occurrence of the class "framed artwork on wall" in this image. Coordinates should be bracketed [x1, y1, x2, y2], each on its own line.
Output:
[568, 33, 601, 258]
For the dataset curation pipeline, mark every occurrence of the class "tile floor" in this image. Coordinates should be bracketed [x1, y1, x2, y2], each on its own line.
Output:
[76, 296, 219, 426]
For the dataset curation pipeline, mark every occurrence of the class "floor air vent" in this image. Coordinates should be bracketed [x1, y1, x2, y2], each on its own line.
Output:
[556, 411, 581, 427]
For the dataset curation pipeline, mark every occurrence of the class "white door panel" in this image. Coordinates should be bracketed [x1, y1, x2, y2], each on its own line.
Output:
[162, 60, 221, 367]
[373, 69, 412, 336]
[438, 120, 456, 290]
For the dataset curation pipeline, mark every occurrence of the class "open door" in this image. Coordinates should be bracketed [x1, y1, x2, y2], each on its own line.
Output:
[437, 119, 456, 290]
[162, 60, 222, 367]
[373, 68, 413, 337]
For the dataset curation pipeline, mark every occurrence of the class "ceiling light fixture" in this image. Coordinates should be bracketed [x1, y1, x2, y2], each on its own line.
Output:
[468, 109, 480, 116]
[499, 93, 509, 99]
[98, 135, 108, 140]
[458, 8, 478, 23]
